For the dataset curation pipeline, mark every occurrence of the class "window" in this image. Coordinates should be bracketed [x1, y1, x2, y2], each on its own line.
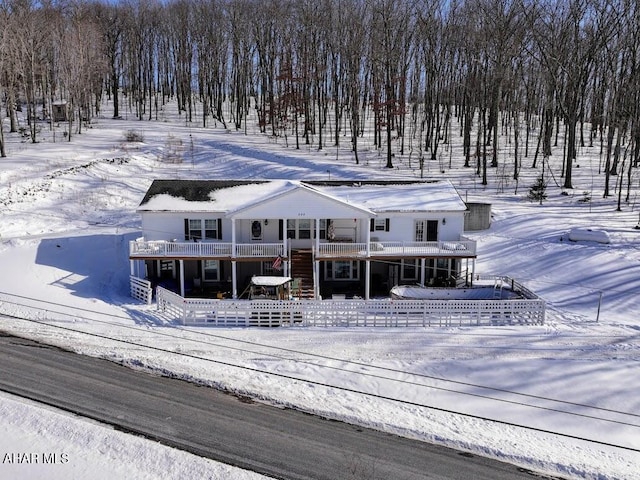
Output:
[204, 219, 218, 239]
[314, 219, 329, 239]
[436, 258, 449, 278]
[401, 259, 419, 281]
[262, 260, 276, 275]
[159, 260, 173, 279]
[370, 218, 390, 232]
[415, 220, 438, 242]
[326, 261, 359, 280]
[185, 218, 222, 241]
[287, 219, 296, 239]
[319, 219, 328, 239]
[286, 219, 314, 239]
[203, 260, 220, 281]
[298, 219, 311, 239]
[189, 219, 202, 240]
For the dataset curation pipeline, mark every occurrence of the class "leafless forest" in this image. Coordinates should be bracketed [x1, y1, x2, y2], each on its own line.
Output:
[0, 0, 638, 199]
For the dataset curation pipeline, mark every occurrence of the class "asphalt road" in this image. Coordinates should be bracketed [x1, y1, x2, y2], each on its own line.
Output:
[0, 333, 552, 480]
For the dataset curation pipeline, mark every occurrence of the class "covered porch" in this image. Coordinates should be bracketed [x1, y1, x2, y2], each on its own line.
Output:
[129, 236, 477, 301]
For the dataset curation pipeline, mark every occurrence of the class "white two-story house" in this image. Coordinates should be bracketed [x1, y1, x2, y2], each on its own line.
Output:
[129, 179, 477, 300]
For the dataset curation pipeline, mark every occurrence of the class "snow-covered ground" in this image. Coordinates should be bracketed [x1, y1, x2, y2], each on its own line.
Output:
[1, 107, 639, 480]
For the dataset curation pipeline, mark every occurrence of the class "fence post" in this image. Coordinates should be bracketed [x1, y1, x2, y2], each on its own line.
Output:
[596, 291, 603, 322]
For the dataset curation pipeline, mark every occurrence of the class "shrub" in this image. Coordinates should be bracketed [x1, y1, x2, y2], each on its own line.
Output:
[124, 130, 144, 142]
[527, 175, 547, 204]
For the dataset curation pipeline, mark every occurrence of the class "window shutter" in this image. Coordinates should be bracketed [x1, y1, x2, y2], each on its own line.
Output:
[370, 219, 375, 232]
[385, 218, 390, 232]
[278, 219, 283, 240]
[184, 219, 189, 240]
[217, 219, 222, 239]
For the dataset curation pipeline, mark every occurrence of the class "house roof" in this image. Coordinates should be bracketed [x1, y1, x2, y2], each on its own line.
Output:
[310, 181, 466, 212]
[138, 179, 467, 214]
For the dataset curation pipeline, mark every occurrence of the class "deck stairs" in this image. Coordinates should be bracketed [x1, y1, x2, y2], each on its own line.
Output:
[290, 249, 315, 299]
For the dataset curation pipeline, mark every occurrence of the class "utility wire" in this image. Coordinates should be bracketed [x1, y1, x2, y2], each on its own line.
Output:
[0, 291, 637, 422]
[2, 294, 640, 441]
[0, 310, 638, 454]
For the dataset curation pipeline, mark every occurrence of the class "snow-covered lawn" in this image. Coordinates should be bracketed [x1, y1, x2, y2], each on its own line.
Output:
[1, 110, 639, 479]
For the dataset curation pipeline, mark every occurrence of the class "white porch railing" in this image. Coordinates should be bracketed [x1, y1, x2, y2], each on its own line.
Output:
[131, 238, 476, 259]
[316, 239, 476, 258]
[156, 286, 545, 327]
[129, 240, 282, 258]
[234, 243, 284, 257]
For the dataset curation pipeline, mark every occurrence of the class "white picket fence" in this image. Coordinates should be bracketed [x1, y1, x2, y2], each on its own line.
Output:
[156, 286, 545, 327]
[130, 276, 153, 304]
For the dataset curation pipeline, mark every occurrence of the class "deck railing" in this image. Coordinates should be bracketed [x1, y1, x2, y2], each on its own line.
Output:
[316, 239, 476, 258]
[130, 240, 282, 258]
[156, 286, 545, 327]
[131, 238, 476, 259]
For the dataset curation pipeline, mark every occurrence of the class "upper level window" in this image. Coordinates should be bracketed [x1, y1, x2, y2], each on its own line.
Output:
[286, 219, 313, 239]
[298, 219, 311, 239]
[189, 219, 202, 240]
[185, 218, 222, 241]
[371, 218, 390, 232]
[204, 219, 218, 239]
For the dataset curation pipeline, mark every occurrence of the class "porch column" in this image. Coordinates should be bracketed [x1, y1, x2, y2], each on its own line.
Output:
[420, 258, 426, 286]
[130, 259, 135, 276]
[313, 218, 321, 297]
[179, 260, 185, 297]
[365, 260, 370, 300]
[283, 218, 288, 276]
[365, 219, 371, 257]
[465, 259, 469, 285]
[232, 261, 238, 298]
[471, 258, 476, 286]
[231, 218, 237, 255]
[231, 218, 238, 298]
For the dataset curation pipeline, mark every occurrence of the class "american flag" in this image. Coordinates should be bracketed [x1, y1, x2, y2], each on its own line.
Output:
[272, 255, 282, 271]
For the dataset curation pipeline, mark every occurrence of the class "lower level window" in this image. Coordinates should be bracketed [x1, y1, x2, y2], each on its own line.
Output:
[159, 260, 174, 279]
[401, 259, 418, 281]
[326, 261, 359, 280]
[262, 260, 277, 275]
[203, 260, 220, 281]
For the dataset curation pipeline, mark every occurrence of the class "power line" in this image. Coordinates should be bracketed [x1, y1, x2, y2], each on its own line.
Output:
[1, 294, 639, 453]
[1, 311, 637, 454]
[1, 291, 637, 423]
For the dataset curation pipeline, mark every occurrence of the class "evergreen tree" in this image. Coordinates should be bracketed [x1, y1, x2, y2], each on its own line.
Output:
[527, 175, 547, 204]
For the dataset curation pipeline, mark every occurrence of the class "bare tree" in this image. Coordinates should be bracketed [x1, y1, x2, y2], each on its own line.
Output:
[57, 5, 108, 140]
[370, 0, 415, 169]
[94, 2, 125, 119]
[228, 0, 255, 132]
[532, 0, 619, 189]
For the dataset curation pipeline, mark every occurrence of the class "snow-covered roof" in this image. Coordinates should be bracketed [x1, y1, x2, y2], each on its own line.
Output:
[137, 179, 467, 214]
[312, 181, 466, 212]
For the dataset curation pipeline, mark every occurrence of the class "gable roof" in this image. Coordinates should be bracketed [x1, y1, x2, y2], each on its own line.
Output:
[137, 179, 467, 214]
[226, 180, 375, 219]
